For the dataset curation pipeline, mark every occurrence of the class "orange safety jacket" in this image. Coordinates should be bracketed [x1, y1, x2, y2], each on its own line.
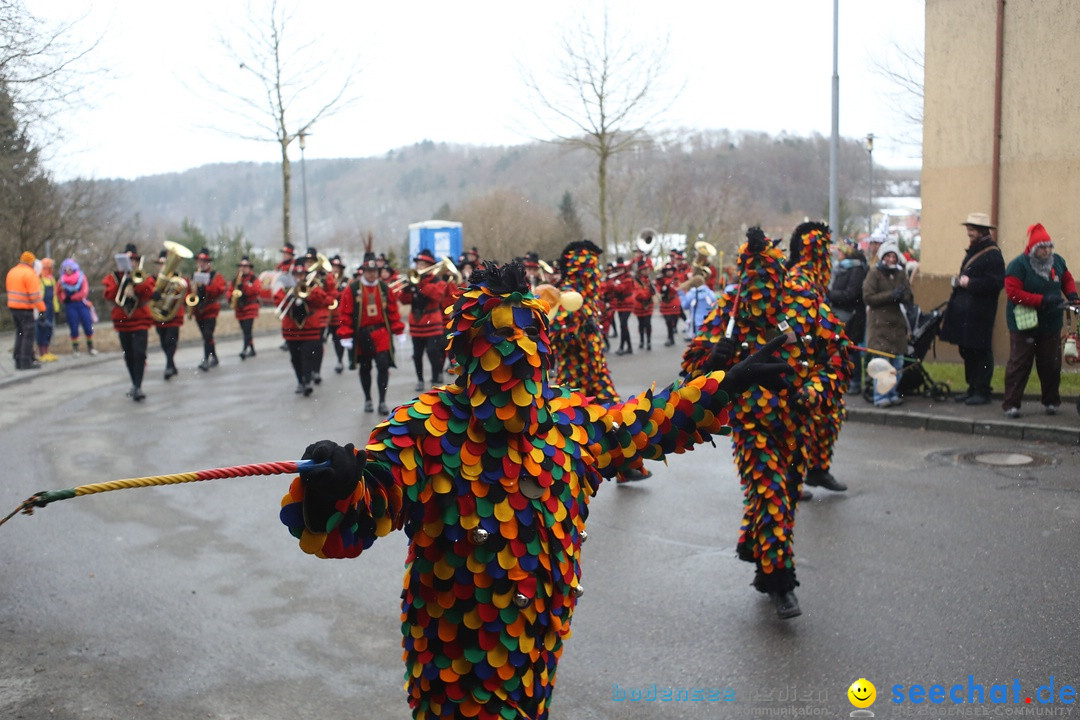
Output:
[6, 262, 45, 311]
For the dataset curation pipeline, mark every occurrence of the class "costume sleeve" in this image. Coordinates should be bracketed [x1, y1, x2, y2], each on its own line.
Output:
[587, 371, 733, 478]
[336, 284, 355, 339]
[207, 272, 227, 301]
[1060, 268, 1078, 300]
[387, 290, 406, 335]
[279, 414, 420, 559]
[1004, 271, 1043, 308]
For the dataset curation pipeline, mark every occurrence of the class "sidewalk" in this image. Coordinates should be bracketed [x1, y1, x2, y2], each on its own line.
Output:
[4, 329, 1078, 445]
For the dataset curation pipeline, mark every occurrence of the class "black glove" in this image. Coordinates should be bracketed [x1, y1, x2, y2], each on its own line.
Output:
[891, 286, 906, 304]
[300, 440, 364, 533]
[745, 227, 768, 254]
[1042, 294, 1066, 313]
[716, 334, 793, 397]
[1068, 293, 1080, 306]
[703, 337, 739, 372]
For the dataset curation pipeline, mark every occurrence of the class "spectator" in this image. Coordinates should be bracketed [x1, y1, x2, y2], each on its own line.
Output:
[940, 212, 1005, 405]
[862, 241, 913, 407]
[1001, 223, 1079, 418]
[828, 242, 870, 393]
[58, 258, 97, 356]
[36, 257, 61, 361]
[6, 250, 46, 370]
[677, 271, 717, 342]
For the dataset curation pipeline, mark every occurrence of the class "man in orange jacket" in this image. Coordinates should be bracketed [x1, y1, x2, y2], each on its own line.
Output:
[6, 250, 46, 370]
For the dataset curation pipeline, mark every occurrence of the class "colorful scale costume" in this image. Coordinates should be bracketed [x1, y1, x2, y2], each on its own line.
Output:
[784, 222, 849, 477]
[547, 241, 619, 404]
[281, 263, 736, 720]
[682, 233, 851, 593]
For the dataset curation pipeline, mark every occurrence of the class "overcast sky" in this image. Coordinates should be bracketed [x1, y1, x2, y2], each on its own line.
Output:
[35, 0, 925, 181]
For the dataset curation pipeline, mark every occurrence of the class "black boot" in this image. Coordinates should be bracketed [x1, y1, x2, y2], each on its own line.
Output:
[770, 591, 801, 619]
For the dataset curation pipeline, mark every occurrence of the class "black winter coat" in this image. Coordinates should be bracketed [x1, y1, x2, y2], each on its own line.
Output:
[828, 252, 869, 344]
[940, 235, 1005, 350]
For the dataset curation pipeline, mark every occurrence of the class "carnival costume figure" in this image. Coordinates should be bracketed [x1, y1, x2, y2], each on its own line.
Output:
[681, 228, 850, 619]
[547, 241, 620, 404]
[784, 222, 850, 494]
[281, 261, 789, 719]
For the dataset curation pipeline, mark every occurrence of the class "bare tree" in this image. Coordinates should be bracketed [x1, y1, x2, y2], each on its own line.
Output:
[205, 0, 360, 248]
[453, 189, 562, 263]
[521, 7, 678, 251]
[871, 40, 924, 153]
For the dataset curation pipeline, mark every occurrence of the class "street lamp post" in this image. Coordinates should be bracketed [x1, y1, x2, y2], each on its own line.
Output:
[299, 131, 310, 248]
[866, 133, 875, 238]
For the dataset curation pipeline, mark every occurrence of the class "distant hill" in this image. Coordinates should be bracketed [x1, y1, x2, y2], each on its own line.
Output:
[91, 130, 918, 260]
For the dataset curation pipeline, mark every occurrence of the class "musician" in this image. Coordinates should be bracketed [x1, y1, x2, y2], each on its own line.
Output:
[301, 247, 338, 385]
[680, 227, 851, 620]
[657, 263, 682, 346]
[337, 253, 405, 414]
[190, 248, 227, 371]
[153, 249, 189, 380]
[398, 248, 449, 391]
[631, 262, 656, 350]
[609, 260, 635, 356]
[670, 249, 690, 283]
[328, 255, 348, 373]
[523, 251, 543, 287]
[281, 260, 789, 720]
[275, 259, 333, 396]
[275, 242, 296, 273]
[230, 256, 261, 360]
[103, 243, 156, 401]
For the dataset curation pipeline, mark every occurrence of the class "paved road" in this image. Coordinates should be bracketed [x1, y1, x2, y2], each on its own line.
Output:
[1, 334, 1078, 719]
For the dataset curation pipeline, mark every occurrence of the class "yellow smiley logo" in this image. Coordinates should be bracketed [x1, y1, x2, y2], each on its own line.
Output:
[848, 678, 876, 708]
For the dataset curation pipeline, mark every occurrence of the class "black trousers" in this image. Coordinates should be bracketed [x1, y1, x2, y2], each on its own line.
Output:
[156, 325, 179, 370]
[239, 318, 254, 350]
[196, 316, 217, 359]
[359, 350, 392, 402]
[118, 329, 148, 389]
[959, 345, 995, 398]
[636, 314, 652, 345]
[412, 335, 444, 381]
[617, 311, 633, 351]
[10, 308, 36, 367]
[663, 313, 679, 342]
[287, 338, 320, 385]
[1003, 331, 1062, 408]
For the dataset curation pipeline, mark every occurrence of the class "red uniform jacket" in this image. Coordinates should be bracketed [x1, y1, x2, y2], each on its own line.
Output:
[631, 278, 655, 317]
[657, 276, 682, 316]
[399, 276, 448, 339]
[192, 270, 228, 321]
[103, 271, 156, 332]
[275, 285, 333, 341]
[230, 272, 262, 322]
[608, 275, 634, 313]
[337, 279, 405, 355]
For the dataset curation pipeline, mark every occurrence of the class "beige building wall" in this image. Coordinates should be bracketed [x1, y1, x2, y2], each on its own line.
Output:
[922, 0, 1080, 363]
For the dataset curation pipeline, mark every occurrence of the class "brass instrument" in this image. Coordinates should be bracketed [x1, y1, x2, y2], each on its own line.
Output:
[150, 241, 194, 323]
[636, 228, 657, 255]
[387, 257, 460, 293]
[115, 255, 146, 318]
[691, 240, 718, 278]
[538, 259, 555, 282]
[229, 268, 245, 310]
[276, 253, 332, 320]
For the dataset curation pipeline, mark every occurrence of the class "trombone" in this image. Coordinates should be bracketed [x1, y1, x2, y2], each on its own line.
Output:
[387, 257, 461, 293]
[275, 254, 332, 319]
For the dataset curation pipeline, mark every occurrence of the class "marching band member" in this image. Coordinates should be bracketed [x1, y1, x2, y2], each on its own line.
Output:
[523, 251, 543, 287]
[231, 255, 262, 360]
[328, 255, 347, 373]
[609, 260, 635, 356]
[336, 252, 405, 415]
[657, 263, 682, 346]
[302, 247, 338, 385]
[191, 248, 227, 371]
[275, 242, 296, 272]
[153, 249, 188, 380]
[399, 248, 449, 392]
[275, 259, 333, 397]
[631, 262, 656, 351]
[280, 260, 789, 720]
[103, 243, 156, 401]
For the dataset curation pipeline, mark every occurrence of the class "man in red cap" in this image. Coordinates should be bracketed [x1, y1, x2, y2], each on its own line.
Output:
[231, 256, 261, 360]
[6, 250, 46, 370]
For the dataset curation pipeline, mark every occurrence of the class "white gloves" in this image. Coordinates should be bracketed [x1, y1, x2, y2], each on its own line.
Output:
[340, 338, 353, 349]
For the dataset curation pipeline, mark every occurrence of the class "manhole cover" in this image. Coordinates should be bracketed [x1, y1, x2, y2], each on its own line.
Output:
[970, 452, 1034, 466]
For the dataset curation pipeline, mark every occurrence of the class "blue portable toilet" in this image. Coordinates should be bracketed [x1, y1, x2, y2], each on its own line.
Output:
[408, 221, 463, 266]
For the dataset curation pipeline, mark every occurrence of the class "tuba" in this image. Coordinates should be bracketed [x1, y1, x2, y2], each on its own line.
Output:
[636, 228, 657, 255]
[150, 241, 194, 323]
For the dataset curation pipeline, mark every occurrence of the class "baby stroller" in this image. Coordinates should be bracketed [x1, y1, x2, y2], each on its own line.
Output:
[863, 301, 952, 402]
